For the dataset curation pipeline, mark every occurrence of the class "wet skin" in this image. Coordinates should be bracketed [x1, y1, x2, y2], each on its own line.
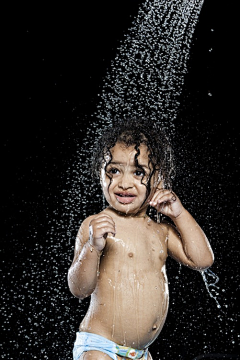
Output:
[68, 142, 214, 357]
[80, 210, 169, 350]
[80, 144, 168, 349]
[100, 142, 156, 218]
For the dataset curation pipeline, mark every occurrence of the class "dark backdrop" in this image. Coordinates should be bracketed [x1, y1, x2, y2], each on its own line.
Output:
[2, 2, 239, 359]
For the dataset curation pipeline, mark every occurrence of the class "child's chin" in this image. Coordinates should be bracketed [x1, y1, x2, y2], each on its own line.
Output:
[114, 203, 142, 215]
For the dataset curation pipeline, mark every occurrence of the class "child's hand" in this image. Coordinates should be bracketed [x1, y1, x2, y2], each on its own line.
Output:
[89, 214, 116, 252]
[149, 189, 184, 219]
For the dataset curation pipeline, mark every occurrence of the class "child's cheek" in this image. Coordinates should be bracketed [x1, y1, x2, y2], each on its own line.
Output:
[100, 169, 109, 187]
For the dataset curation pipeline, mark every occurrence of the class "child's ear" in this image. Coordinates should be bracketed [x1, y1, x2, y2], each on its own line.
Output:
[157, 179, 164, 190]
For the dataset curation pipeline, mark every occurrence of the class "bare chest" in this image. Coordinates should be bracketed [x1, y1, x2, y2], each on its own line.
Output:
[101, 218, 168, 274]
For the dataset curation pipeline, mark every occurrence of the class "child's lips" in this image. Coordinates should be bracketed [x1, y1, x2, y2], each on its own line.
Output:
[115, 193, 136, 204]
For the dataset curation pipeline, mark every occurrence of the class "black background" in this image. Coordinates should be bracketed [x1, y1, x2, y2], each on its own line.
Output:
[2, 1, 239, 359]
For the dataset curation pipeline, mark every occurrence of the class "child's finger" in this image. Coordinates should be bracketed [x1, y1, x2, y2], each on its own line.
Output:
[90, 215, 116, 229]
[102, 228, 116, 239]
[150, 189, 171, 203]
[156, 191, 176, 203]
[93, 218, 115, 227]
[170, 191, 177, 202]
[150, 190, 176, 206]
[92, 214, 115, 224]
[95, 223, 116, 236]
[89, 215, 116, 239]
[149, 189, 163, 204]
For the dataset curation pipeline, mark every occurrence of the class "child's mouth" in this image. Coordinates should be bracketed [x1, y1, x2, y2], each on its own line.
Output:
[115, 193, 136, 204]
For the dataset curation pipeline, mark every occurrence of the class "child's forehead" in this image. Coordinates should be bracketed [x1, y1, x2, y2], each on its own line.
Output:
[108, 142, 150, 165]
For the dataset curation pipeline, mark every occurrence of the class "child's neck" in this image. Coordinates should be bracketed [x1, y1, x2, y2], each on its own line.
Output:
[106, 206, 148, 219]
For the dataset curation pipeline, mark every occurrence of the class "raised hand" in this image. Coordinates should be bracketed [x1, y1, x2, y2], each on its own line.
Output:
[149, 188, 184, 219]
[89, 214, 116, 252]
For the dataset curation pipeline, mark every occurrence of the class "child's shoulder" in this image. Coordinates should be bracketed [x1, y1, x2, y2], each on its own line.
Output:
[151, 218, 175, 237]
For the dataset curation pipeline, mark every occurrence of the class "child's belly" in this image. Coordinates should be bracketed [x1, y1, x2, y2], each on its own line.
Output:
[80, 260, 169, 349]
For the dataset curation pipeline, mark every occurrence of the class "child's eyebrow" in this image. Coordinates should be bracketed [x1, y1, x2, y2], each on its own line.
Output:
[110, 161, 150, 170]
[137, 164, 150, 171]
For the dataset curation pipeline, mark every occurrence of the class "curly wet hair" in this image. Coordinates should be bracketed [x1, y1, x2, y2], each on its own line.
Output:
[91, 118, 175, 190]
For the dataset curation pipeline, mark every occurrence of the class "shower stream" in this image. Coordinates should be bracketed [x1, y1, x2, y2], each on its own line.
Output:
[96, 0, 204, 134]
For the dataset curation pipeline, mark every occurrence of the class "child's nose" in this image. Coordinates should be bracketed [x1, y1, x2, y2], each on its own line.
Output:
[118, 172, 133, 189]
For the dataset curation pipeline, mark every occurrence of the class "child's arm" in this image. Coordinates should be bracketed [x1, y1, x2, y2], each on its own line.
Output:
[150, 189, 214, 270]
[68, 213, 116, 299]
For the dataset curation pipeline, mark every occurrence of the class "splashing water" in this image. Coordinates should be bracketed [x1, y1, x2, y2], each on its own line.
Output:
[96, 0, 204, 133]
[200, 269, 222, 310]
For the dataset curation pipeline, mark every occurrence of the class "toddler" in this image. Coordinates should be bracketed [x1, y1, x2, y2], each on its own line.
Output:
[68, 119, 214, 360]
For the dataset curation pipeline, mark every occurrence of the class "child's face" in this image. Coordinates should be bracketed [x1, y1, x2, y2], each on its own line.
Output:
[101, 142, 159, 215]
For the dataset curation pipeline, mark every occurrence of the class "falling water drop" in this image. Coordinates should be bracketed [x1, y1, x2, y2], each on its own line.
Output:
[200, 268, 222, 309]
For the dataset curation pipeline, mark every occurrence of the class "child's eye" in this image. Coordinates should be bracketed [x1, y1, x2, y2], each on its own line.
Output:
[135, 169, 145, 177]
[108, 167, 119, 175]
